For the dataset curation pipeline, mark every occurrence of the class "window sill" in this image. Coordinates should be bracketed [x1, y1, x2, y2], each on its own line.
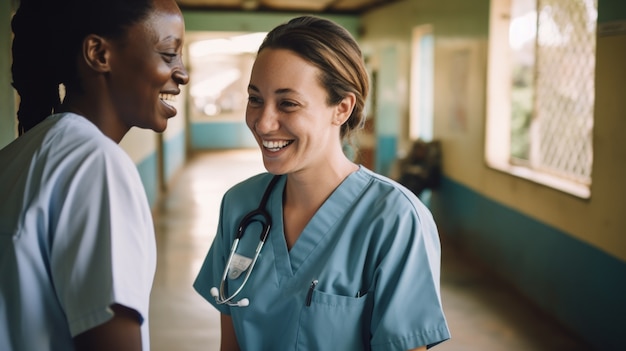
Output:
[486, 160, 591, 200]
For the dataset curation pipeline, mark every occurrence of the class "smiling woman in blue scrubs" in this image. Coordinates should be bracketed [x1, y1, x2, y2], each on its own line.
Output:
[193, 15, 450, 350]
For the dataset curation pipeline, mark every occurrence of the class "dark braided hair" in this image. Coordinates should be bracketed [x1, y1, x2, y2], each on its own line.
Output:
[258, 16, 370, 143]
[11, 0, 154, 135]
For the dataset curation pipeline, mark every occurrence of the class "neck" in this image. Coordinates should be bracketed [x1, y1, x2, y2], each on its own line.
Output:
[284, 158, 358, 211]
[60, 96, 128, 143]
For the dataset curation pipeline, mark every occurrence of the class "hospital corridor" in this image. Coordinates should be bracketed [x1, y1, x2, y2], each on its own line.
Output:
[149, 149, 591, 351]
[1, 0, 624, 349]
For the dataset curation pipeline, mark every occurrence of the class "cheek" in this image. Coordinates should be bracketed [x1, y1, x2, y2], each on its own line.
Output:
[152, 65, 172, 85]
[133, 56, 170, 85]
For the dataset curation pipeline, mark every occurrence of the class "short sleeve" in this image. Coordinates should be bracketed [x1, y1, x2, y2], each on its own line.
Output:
[49, 145, 156, 337]
[369, 197, 450, 350]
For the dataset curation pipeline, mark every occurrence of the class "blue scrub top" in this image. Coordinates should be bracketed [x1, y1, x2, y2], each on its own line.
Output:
[194, 167, 450, 350]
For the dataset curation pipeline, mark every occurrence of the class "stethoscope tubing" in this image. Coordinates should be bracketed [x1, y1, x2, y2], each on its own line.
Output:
[217, 238, 265, 305]
[213, 175, 282, 307]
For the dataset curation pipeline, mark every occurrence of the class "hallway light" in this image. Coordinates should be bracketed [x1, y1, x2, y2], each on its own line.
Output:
[189, 32, 267, 57]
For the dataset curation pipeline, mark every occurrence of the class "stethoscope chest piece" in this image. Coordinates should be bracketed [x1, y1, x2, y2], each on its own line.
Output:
[228, 253, 253, 279]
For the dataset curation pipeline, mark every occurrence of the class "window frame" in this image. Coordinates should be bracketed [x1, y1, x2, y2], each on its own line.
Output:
[485, 0, 593, 199]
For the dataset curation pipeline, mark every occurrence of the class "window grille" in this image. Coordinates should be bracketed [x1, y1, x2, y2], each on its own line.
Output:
[509, 0, 596, 186]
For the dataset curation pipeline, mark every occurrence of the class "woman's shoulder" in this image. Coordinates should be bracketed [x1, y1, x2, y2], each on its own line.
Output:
[358, 167, 419, 201]
[1, 112, 131, 175]
[50, 113, 119, 149]
[355, 166, 431, 216]
[35, 113, 136, 178]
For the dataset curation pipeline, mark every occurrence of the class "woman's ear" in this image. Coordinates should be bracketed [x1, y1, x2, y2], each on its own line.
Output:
[333, 92, 356, 126]
[82, 34, 111, 73]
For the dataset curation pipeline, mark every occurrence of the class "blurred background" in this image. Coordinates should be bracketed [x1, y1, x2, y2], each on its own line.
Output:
[0, 0, 624, 350]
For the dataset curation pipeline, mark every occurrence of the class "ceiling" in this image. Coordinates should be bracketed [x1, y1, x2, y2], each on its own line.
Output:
[176, 0, 400, 14]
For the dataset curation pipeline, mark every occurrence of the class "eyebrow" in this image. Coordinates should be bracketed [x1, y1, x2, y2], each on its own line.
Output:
[248, 84, 298, 96]
[160, 35, 183, 46]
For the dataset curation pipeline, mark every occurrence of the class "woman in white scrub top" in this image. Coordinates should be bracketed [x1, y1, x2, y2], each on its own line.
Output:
[0, 1, 189, 350]
[194, 15, 450, 351]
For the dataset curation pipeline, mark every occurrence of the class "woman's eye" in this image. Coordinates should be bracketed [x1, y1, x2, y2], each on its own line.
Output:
[280, 100, 298, 108]
[161, 53, 178, 62]
[248, 96, 262, 105]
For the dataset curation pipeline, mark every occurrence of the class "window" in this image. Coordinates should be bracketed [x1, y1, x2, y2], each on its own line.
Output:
[187, 32, 267, 121]
[409, 24, 434, 142]
[486, 0, 597, 198]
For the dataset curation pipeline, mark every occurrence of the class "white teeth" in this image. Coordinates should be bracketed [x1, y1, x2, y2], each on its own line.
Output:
[262, 140, 292, 151]
[159, 93, 176, 102]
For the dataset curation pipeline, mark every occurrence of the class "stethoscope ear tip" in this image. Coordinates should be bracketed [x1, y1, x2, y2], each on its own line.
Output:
[238, 298, 250, 307]
[210, 287, 219, 298]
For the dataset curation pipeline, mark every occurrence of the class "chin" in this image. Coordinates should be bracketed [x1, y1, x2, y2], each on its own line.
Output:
[153, 127, 167, 133]
[146, 119, 168, 133]
[262, 159, 290, 175]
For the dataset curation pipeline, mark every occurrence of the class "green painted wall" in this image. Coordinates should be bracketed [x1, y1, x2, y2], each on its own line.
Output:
[0, 0, 15, 148]
[183, 10, 360, 37]
[598, 0, 626, 22]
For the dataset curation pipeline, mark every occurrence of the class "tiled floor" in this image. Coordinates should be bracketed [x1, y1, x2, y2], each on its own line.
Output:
[149, 149, 592, 351]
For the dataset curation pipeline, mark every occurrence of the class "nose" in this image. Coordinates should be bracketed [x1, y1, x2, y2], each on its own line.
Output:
[249, 105, 279, 134]
[173, 65, 189, 86]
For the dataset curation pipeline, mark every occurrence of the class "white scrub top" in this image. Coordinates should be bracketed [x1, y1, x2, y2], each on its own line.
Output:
[194, 167, 450, 350]
[0, 113, 156, 351]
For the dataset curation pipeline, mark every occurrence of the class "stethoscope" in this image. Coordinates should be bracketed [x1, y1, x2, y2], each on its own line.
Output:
[210, 174, 282, 307]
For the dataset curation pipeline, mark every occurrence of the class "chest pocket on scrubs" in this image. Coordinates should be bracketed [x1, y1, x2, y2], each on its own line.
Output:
[297, 289, 370, 350]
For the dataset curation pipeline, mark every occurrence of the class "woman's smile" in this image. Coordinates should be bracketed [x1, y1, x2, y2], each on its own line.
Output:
[262, 139, 294, 152]
[159, 92, 179, 116]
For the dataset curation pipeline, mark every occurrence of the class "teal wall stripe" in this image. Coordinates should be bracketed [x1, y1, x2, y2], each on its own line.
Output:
[190, 122, 257, 150]
[136, 152, 158, 208]
[375, 135, 397, 176]
[163, 131, 186, 183]
[430, 177, 626, 351]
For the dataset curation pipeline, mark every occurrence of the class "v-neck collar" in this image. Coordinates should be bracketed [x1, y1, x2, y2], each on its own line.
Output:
[268, 167, 371, 279]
